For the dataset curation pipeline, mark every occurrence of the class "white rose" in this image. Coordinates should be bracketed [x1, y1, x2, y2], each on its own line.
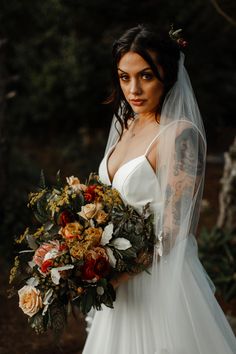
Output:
[18, 285, 43, 317]
[78, 203, 101, 220]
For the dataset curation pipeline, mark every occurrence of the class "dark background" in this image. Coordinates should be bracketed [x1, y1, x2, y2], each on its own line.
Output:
[0, 1, 236, 353]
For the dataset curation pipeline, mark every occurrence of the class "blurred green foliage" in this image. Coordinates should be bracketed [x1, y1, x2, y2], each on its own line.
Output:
[1, 0, 236, 137]
[198, 227, 236, 302]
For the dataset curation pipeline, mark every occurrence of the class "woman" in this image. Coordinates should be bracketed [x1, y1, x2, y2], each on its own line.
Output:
[83, 25, 236, 354]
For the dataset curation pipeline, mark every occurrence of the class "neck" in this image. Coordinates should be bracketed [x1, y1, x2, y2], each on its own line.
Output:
[135, 112, 160, 125]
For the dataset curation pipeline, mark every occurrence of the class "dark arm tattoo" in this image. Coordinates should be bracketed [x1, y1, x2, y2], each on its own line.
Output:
[174, 128, 204, 177]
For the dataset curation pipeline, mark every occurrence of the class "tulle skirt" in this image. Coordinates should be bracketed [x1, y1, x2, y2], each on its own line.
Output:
[82, 235, 236, 354]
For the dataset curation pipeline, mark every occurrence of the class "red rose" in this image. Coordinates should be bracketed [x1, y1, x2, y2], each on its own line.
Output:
[58, 210, 74, 227]
[59, 243, 68, 252]
[177, 38, 188, 48]
[81, 248, 110, 281]
[84, 185, 97, 202]
[41, 259, 53, 273]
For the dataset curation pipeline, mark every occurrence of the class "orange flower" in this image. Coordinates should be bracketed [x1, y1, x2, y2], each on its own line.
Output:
[59, 222, 83, 240]
[84, 227, 103, 247]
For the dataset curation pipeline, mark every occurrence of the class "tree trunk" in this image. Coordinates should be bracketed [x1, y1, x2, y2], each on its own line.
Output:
[217, 137, 236, 233]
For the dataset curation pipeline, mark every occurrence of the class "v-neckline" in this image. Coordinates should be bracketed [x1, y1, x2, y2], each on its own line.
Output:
[106, 144, 145, 184]
[104, 118, 197, 185]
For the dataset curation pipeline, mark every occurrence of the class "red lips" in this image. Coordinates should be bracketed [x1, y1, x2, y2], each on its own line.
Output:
[130, 99, 146, 106]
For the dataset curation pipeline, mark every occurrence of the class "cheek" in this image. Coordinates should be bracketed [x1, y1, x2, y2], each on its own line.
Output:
[148, 83, 163, 101]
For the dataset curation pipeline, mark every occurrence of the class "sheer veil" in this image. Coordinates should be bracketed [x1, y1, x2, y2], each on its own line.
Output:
[101, 52, 236, 352]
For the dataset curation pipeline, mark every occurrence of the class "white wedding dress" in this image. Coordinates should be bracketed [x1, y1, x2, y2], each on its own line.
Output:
[82, 129, 236, 354]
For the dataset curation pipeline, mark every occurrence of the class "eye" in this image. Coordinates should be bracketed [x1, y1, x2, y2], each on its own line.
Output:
[141, 72, 153, 80]
[119, 74, 129, 81]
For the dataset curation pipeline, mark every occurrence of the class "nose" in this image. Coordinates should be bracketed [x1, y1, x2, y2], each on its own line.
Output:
[129, 78, 142, 96]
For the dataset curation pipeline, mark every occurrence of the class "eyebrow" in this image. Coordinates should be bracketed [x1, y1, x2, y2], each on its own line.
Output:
[118, 67, 152, 73]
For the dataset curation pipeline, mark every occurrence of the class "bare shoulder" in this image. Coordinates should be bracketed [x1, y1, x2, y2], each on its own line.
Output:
[166, 119, 199, 134]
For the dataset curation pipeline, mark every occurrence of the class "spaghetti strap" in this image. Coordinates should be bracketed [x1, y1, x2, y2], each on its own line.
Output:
[144, 123, 171, 156]
[144, 131, 161, 156]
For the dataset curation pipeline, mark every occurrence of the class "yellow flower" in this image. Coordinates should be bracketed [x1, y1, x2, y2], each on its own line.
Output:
[84, 227, 103, 246]
[103, 188, 122, 208]
[15, 228, 29, 244]
[47, 187, 71, 216]
[28, 189, 46, 207]
[70, 244, 89, 260]
[9, 256, 20, 284]
[33, 226, 45, 239]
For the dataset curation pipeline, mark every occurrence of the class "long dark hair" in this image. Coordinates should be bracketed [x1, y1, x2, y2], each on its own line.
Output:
[108, 24, 181, 134]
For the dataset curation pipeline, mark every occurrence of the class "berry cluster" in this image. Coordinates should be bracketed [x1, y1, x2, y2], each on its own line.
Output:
[169, 24, 188, 48]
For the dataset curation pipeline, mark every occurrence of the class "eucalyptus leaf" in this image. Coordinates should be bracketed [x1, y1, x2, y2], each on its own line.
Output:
[56, 170, 62, 189]
[44, 221, 54, 231]
[29, 312, 47, 334]
[26, 235, 38, 250]
[50, 302, 66, 338]
[81, 290, 94, 314]
[119, 247, 137, 259]
[39, 170, 46, 189]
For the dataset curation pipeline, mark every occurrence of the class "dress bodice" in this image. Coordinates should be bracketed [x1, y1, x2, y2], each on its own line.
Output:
[98, 128, 165, 213]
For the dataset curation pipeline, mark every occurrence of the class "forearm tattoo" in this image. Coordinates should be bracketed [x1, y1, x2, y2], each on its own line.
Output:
[162, 128, 206, 252]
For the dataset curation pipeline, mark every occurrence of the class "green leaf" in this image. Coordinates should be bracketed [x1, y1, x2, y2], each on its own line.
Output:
[50, 302, 67, 338]
[119, 247, 137, 259]
[28, 311, 48, 334]
[80, 290, 94, 314]
[39, 169, 46, 189]
[56, 170, 62, 189]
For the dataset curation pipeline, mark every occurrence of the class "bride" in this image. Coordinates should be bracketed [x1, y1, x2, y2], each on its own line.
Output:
[82, 25, 236, 354]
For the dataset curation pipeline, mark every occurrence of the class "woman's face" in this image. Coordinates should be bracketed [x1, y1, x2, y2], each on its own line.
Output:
[117, 51, 164, 115]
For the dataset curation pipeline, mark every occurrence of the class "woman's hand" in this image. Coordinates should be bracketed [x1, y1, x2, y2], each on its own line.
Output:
[109, 272, 132, 290]
[109, 251, 153, 289]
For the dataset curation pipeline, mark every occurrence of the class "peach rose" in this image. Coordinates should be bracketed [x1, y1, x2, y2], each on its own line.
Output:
[95, 209, 108, 224]
[18, 285, 43, 317]
[66, 176, 87, 193]
[60, 222, 83, 240]
[78, 203, 102, 220]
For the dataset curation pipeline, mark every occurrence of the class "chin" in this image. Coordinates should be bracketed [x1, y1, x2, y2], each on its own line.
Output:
[132, 106, 149, 114]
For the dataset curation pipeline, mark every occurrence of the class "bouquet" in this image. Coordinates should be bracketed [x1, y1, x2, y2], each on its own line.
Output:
[9, 172, 155, 335]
